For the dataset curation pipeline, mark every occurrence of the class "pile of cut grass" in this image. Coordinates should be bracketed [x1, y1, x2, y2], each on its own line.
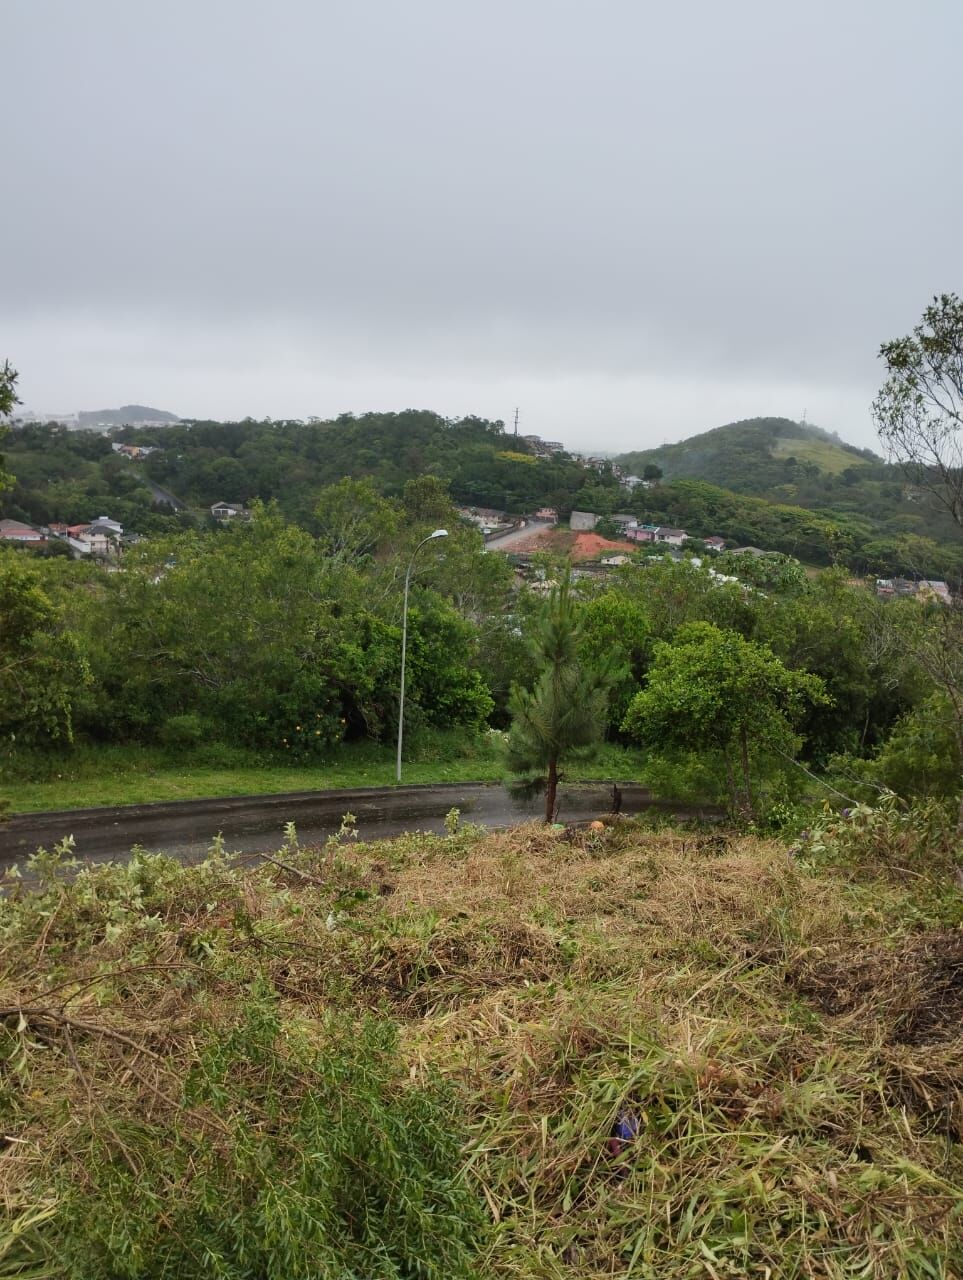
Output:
[1, 819, 961, 1277]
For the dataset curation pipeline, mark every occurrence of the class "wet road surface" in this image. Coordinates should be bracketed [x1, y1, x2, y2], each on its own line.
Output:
[0, 781, 721, 869]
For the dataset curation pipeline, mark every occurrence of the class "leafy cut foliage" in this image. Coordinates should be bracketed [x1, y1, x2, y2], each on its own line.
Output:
[0, 362, 18, 420]
[1, 816, 961, 1278]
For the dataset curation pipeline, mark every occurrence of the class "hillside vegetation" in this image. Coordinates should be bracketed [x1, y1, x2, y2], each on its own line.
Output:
[2, 811, 961, 1277]
[616, 417, 963, 577]
[6, 410, 963, 577]
[616, 418, 876, 494]
[0, 412, 621, 533]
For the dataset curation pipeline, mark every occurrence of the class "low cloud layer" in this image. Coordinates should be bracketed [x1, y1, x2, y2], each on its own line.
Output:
[4, 0, 961, 450]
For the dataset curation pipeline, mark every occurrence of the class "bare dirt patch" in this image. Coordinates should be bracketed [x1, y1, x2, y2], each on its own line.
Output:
[795, 929, 963, 1047]
[570, 531, 638, 560]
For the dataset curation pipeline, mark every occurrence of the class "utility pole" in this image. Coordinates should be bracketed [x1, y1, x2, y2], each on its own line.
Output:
[396, 529, 449, 783]
[513, 407, 519, 438]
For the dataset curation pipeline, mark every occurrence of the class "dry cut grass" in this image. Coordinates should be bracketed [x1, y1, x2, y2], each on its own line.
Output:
[1, 819, 961, 1278]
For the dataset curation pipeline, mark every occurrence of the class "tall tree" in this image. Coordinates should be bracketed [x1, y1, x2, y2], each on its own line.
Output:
[506, 574, 615, 822]
[313, 477, 400, 563]
[0, 359, 19, 494]
[873, 293, 963, 529]
[873, 296, 963, 828]
[0, 552, 89, 748]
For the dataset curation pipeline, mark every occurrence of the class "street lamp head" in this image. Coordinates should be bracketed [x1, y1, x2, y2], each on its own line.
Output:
[430, 528, 448, 539]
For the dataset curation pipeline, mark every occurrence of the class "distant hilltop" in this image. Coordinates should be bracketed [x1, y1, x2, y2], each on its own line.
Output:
[77, 405, 180, 427]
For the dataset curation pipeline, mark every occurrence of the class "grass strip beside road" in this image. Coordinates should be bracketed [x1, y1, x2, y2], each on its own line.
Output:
[3, 739, 647, 814]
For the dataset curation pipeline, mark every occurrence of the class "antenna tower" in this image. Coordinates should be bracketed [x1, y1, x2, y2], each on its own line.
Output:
[513, 407, 519, 437]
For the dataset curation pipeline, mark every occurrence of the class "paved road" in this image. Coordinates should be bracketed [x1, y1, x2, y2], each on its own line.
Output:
[484, 519, 554, 551]
[0, 781, 722, 869]
[143, 478, 186, 511]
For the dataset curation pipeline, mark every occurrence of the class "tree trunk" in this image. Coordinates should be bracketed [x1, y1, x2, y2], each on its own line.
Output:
[545, 756, 558, 824]
[724, 753, 739, 818]
[739, 726, 754, 822]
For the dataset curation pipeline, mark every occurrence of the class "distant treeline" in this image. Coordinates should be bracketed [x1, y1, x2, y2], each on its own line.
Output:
[3, 411, 962, 578]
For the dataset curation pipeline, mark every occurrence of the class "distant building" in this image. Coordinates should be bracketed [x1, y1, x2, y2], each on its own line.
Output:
[570, 510, 599, 531]
[621, 475, 643, 489]
[611, 513, 638, 531]
[111, 443, 159, 459]
[90, 516, 123, 536]
[456, 506, 509, 534]
[704, 536, 727, 551]
[211, 502, 251, 521]
[0, 519, 45, 544]
[919, 580, 952, 605]
[878, 578, 953, 605]
[655, 527, 688, 547]
[534, 507, 558, 522]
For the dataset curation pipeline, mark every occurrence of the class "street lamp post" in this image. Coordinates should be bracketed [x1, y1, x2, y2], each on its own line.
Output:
[396, 528, 448, 783]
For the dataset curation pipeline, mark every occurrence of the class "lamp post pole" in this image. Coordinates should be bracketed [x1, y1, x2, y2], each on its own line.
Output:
[396, 528, 448, 783]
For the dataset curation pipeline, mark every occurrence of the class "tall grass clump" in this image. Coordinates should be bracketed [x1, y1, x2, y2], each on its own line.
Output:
[0, 838, 487, 1279]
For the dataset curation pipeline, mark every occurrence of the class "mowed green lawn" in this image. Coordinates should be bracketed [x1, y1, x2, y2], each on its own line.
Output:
[3, 737, 646, 814]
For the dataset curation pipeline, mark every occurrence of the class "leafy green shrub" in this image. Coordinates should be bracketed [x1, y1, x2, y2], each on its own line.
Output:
[795, 794, 959, 884]
[157, 712, 207, 747]
[831, 693, 962, 807]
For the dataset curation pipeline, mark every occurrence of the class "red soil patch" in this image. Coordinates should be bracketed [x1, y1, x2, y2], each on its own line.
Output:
[571, 532, 637, 561]
[497, 525, 569, 554]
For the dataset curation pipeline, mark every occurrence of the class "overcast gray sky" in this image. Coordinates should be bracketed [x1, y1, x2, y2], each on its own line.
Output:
[3, 0, 961, 451]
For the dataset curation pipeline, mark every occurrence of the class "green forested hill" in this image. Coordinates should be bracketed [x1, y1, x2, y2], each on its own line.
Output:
[616, 417, 878, 498]
[0, 411, 621, 530]
[616, 416, 963, 569]
[4, 410, 962, 578]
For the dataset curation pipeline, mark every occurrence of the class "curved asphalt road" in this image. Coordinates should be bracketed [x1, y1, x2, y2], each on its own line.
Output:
[0, 781, 722, 869]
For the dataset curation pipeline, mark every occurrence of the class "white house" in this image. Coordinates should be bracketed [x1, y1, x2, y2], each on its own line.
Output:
[210, 502, 250, 521]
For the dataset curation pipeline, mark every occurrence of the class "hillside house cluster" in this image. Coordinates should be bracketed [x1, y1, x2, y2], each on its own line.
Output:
[111, 443, 159, 460]
[456, 506, 512, 535]
[1, 515, 127, 559]
[876, 577, 952, 604]
[570, 512, 727, 550]
[520, 435, 567, 459]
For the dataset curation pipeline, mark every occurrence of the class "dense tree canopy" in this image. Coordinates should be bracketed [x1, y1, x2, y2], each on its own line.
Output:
[622, 622, 828, 817]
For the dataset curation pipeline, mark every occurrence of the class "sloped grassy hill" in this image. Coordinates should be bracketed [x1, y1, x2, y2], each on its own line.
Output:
[2, 816, 961, 1278]
[616, 418, 879, 499]
[618, 416, 963, 567]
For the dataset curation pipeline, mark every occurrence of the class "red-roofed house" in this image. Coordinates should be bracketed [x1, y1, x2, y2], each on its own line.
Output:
[0, 519, 45, 544]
